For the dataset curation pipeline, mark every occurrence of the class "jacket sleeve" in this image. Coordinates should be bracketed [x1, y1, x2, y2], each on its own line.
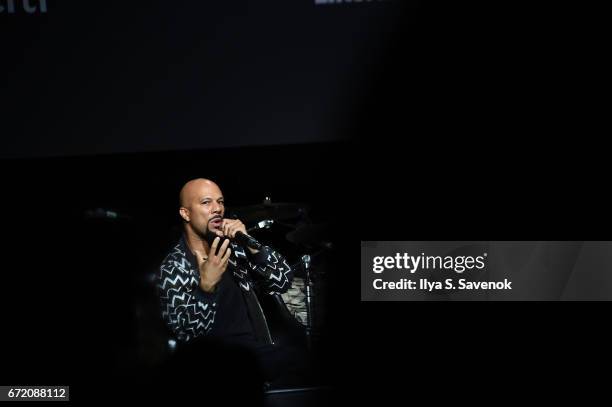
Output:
[248, 245, 294, 294]
[157, 252, 218, 342]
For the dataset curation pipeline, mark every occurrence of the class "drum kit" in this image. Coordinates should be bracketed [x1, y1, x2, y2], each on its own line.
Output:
[229, 197, 331, 349]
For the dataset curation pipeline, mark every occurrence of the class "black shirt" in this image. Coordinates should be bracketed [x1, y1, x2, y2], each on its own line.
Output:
[158, 235, 293, 343]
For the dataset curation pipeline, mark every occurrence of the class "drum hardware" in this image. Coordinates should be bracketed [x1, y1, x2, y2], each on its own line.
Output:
[232, 198, 331, 349]
[230, 199, 309, 223]
[247, 219, 274, 233]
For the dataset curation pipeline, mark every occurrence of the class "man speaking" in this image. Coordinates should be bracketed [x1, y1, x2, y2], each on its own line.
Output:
[157, 178, 301, 383]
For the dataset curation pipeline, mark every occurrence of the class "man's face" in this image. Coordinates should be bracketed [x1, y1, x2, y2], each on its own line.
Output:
[182, 181, 225, 237]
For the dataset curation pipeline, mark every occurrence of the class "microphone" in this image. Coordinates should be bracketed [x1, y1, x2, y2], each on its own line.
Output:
[233, 231, 263, 251]
[225, 212, 264, 251]
[205, 230, 263, 252]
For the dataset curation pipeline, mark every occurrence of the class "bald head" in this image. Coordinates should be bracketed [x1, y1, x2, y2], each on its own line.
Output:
[179, 178, 219, 208]
[178, 178, 225, 237]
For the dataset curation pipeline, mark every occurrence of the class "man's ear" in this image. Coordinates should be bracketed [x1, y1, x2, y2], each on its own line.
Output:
[179, 207, 190, 222]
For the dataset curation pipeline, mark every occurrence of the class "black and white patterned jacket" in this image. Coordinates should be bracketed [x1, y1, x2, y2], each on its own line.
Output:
[158, 236, 293, 343]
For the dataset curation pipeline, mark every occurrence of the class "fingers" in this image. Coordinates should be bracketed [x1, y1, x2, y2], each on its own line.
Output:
[221, 219, 245, 238]
[215, 237, 231, 258]
[222, 221, 231, 238]
[206, 236, 232, 261]
[221, 246, 232, 263]
[210, 236, 220, 255]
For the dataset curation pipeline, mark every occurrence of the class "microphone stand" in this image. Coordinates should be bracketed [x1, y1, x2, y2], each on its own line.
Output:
[301, 254, 315, 350]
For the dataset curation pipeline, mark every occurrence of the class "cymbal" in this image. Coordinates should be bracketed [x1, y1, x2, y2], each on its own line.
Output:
[229, 202, 309, 223]
[286, 223, 330, 246]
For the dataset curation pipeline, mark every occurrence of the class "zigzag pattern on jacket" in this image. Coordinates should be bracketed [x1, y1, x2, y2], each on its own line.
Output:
[158, 241, 293, 342]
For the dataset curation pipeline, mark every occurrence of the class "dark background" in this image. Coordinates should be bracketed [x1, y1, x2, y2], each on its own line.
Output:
[1, 0, 402, 158]
[1, 0, 406, 402]
[0, 143, 347, 402]
[352, 1, 609, 402]
[1, 0, 609, 403]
